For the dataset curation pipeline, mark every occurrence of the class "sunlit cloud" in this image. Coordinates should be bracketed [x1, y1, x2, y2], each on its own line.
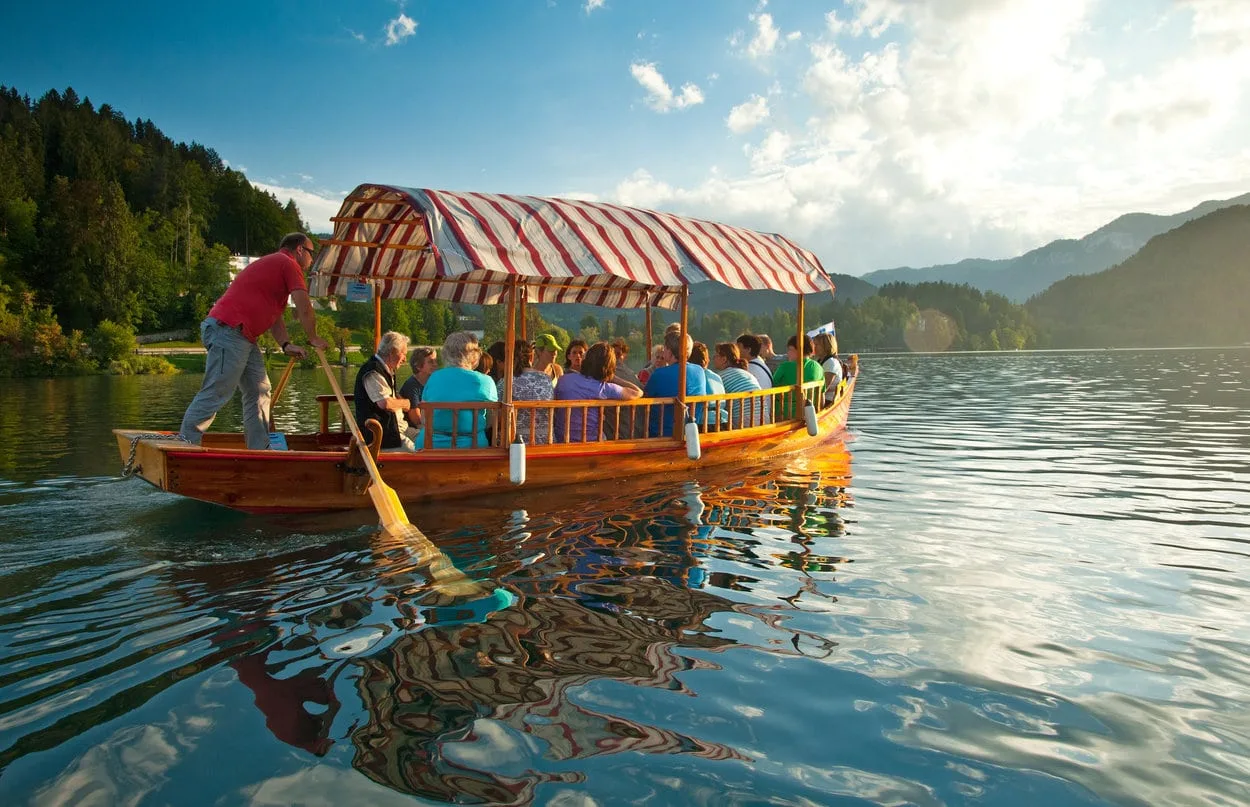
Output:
[584, 0, 605, 13]
[609, 0, 1250, 274]
[727, 95, 770, 134]
[630, 61, 705, 112]
[746, 13, 780, 59]
[384, 13, 417, 46]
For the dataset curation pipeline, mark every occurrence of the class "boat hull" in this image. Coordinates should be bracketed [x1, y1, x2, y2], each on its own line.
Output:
[115, 379, 856, 514]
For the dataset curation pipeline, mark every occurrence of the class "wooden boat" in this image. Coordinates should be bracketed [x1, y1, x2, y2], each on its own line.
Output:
[115, 184, 859, 514]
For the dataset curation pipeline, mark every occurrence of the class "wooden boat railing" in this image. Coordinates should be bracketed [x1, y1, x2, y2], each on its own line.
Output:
[314, 378, 840, 450]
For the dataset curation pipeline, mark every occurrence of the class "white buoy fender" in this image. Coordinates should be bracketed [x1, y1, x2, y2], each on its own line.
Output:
[684, 417, 702, 460]
[509, 439, 527, 485]
[804, 401, 819, 436]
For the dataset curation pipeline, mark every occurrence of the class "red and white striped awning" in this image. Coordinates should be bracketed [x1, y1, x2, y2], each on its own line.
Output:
[309, 184, 835, 309]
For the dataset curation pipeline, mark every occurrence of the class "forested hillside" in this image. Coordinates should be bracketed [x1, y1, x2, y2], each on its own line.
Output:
[0, 86, 305, 338]
[1027, 205, 1250, 348]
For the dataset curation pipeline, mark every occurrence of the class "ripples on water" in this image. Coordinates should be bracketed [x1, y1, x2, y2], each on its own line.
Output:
[0, 349, 1248, 806]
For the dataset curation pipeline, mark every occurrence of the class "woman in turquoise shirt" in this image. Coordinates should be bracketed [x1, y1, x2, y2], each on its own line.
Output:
[416, 331, 498, 448]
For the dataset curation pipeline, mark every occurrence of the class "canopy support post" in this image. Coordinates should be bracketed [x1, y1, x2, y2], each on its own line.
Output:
[518, 280, 528, 343]
[373, 291, 382, 353]
[645, 302, 653, 365]
[677, 286, 689, 441]
[795, 293, 805, 421]
[502, 277, 518, 446]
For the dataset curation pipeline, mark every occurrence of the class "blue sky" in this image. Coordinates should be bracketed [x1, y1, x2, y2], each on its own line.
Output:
[2, 0, 1248, 276]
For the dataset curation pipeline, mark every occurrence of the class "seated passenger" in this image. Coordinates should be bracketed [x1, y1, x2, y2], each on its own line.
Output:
[533, 333, 564, 382]
[554, 341, 642, 442]
[772, 334, 823, 420]
[500, 340, 554, 444]
[400, 346, 438, 431]
[642, 330, 709, 437]
[416, 331, 498, 449]
[813, 332, 845, 406]
[736, 333, 774, 390]
[610, 338, 640, 387]
[637, 343, 666, 386]
[690, 342, 729, 427]
[713, 342, 764, 426]
[485, 340, 507, 383]
[354, 331, 415, 451]
[563, 339, 588, 374]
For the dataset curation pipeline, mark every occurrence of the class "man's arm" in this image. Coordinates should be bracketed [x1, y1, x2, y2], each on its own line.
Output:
[363, 372, 411, 412]
[273, 290, 329, 358]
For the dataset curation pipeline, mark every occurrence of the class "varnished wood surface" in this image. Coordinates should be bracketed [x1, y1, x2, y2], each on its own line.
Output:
[114, 375, 858, 514]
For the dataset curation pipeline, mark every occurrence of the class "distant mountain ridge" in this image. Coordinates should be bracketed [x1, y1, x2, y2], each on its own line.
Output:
[1026, 204, 1250, 348]
[862, 192, 1250, 302]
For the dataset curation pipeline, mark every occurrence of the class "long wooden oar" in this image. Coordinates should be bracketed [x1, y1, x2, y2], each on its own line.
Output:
[315, 348, 411, 535]
[271, 357, 297, 410]
[314, 349, 486, 598]
[266, 357, 297, 432]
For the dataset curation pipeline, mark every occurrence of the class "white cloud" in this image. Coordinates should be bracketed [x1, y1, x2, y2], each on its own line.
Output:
[746, 13, 780, 59]
[727, 95, 770, 134]
[740, 11, 801, 61]
[384, 13, 417, 46]
[348, 29, 366, 44]
[630, 62, 705, 112]
[584, 0, 605, 13]
[607, 0, 1250, 275]
[749, 131, 791, 172]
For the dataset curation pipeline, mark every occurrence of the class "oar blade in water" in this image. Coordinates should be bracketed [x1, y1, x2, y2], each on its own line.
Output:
[370, 480, 411, 535]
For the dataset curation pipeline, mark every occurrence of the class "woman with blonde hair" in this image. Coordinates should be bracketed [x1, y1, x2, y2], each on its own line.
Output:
[813, 332, 844, 404]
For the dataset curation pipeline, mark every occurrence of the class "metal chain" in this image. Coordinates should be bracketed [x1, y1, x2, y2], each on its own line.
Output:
[122, 433, 188, 477]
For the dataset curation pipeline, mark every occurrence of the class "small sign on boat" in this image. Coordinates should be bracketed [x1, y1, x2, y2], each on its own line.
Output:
[346, 281, 372, 303]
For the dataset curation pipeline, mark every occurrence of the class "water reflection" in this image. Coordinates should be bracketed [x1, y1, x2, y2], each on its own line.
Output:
[47, 450, 847, 805]
[4, 349, 1250, 806]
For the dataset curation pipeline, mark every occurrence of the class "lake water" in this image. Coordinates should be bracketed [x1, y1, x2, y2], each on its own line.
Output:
[1, 349, 1248, 806]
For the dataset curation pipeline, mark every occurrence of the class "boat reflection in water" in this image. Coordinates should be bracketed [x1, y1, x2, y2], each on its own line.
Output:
[178, 441, 852, 804]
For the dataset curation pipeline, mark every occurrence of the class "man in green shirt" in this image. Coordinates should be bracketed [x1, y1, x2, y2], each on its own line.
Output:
[771, 334, 823, 420]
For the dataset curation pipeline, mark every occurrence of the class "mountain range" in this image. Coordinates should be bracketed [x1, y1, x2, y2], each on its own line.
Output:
[1026, 204, 1250, 348]
[861, 192, 1250, 302]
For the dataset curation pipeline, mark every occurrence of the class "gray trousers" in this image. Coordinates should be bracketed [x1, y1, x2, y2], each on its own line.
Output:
[179, 319, 272, 449]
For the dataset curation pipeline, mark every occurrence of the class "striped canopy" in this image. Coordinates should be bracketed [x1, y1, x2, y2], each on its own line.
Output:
[308, 184, 835, 310]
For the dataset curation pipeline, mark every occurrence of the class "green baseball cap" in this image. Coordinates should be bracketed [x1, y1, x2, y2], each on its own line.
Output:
[534, 333, 562, 352]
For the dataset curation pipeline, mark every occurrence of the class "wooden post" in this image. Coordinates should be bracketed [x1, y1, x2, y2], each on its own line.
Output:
[677, 286, 688, 439]
[502, 277, 517, 445]
[373, 289, 382, 353]
[794, 293, 805, 420]
[518, 281, 528, 343]
[645, 302, 653, 364]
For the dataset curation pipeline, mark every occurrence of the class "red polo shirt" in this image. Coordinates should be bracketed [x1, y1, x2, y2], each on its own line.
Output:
[208, 250, 307, 342]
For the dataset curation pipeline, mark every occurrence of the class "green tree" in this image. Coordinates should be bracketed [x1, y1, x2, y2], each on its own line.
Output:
[88, 319, 136, 365]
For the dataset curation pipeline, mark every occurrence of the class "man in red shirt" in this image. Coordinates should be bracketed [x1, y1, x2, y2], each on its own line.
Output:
[179, 233, 329, 449]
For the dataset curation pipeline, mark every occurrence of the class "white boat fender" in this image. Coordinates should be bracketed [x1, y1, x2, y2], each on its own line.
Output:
[509, 437, 527, 485]
[685, 416, 702, 460]
[804, 400, 819, 436]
